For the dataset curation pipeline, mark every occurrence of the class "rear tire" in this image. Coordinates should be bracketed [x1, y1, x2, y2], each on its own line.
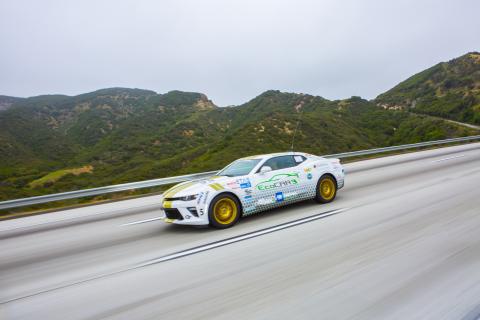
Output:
[208, 194, 241, 229]
[315, 174, 337, 203]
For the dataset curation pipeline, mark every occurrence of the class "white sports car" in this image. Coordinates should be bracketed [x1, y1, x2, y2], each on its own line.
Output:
[160, 152, 345, 228]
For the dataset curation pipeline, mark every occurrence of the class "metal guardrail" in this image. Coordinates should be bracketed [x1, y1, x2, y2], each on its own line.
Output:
[1, 135, 480, 210]
[324, 135, 480, 158]
[0, 171, 217, 210]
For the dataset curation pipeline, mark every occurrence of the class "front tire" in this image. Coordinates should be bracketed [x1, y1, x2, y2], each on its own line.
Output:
[315, 174, 337, 203]
[208, 194, 241, 229]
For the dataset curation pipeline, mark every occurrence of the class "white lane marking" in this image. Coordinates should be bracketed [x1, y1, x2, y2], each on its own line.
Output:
[0, 208, 350, 305]
[431, 154, 466, 163]
[120, 216, 163, 226]
[1, 207, 348, 304]
[134, 207, 349, 268]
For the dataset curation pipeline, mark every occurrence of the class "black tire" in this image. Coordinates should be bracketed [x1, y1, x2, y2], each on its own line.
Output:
[208, 194, 241, 229]
[315, 174, 337, 203]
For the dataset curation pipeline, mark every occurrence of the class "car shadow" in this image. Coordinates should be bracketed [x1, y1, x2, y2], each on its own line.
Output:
[158, 193, 344, 236]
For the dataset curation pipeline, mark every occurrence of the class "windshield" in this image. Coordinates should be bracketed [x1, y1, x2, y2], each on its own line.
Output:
[217, 159, 261, 177]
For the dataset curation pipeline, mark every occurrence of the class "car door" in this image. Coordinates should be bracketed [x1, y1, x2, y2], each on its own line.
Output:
[251, 155, 302, 210]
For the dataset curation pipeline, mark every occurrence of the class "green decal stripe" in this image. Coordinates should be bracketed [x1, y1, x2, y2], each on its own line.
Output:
[255, 176, 299, 190]
[258, 172, 300, 184]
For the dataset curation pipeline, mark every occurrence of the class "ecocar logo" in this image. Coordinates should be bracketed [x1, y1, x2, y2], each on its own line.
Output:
[256, 173, 299, 191]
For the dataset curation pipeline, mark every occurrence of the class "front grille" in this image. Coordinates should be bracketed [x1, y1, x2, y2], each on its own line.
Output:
[164, 208, 184, 220]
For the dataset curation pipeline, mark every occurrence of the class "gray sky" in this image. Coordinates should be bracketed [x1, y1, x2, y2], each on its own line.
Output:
[1, 0, 479, 106]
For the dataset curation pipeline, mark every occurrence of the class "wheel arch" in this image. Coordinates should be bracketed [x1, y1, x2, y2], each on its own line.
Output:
[319, 172, 338, 187]
[209, 191, 244, 216]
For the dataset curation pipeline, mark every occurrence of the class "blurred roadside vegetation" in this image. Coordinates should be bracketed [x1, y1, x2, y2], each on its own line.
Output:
[1, 52, 479, 218]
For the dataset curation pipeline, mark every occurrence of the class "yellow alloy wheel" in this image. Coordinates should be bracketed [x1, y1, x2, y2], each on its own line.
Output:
[319, 178, 336, 201]
[213, 198, 238, 225]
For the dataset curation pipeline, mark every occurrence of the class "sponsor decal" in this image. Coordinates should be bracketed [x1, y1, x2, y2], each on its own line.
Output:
[307, 173, 313, 180]
[226, 181, 239, 189]
[236, 178, 251, 189]
[199, 208, 205, 215]
[294, 155, 303, 163]
[203, 191, 209, 204]
[275, 192, 284, 202]
[304, 167, 312, 173]
[222, 178, 252, 189]
[240, 182, 252, 189]
[236, 177, 250, 184]
[243, 193, 256, 211]
[256, 173, 299, 191]
[284, 191, 298, 198]
[244, 189, 253, 195]
[197, 192, 204, 204]
[258, 198, 274, 205]
[244, 195, 253, 202]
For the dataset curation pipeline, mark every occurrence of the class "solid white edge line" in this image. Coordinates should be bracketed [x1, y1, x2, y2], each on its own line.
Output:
[0, 207, 348, 305]
[0, 202, 163, 234]
[431, 154, 466, 163]
[120, 216, 164, 226]
[134, 207, 349, 268]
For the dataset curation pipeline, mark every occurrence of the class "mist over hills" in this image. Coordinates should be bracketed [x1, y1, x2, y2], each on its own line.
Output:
[0, 52, 479, 201]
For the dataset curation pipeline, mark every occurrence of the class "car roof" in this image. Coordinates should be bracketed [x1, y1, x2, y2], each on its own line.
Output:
[239, 151, 308, 161]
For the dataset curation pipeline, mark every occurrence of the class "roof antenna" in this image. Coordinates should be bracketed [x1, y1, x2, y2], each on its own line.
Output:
[290, 104, 304, 153]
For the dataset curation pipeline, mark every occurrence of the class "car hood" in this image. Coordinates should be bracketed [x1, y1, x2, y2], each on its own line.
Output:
[163, 175, 249, 198]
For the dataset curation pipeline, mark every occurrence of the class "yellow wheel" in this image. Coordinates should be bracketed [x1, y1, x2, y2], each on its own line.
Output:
[209, 194, 241, 228]
[315, 175, 337, 203]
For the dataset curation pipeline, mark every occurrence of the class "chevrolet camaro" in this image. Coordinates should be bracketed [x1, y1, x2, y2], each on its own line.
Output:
[160, 152, 345, 228]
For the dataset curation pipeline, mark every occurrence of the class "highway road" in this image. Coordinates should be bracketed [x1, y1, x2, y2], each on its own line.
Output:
[1, 143, 480, 320]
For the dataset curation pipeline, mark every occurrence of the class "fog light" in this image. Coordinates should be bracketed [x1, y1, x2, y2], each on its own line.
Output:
[187, 207, 198, 217]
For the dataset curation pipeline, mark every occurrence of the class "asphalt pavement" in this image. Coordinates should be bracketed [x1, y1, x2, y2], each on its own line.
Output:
[1, 143, 480, 320]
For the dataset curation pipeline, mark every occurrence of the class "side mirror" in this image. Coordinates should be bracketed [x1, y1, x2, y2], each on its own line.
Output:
[259, 166, 272, 174]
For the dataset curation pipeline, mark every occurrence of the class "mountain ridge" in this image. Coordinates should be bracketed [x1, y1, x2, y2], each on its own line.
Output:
[0, 52, 479, 203]
[375, 52, 480, 124]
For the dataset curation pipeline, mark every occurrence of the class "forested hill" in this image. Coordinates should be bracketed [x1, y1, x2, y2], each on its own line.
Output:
[375, 52, 480, 125]
[1, 52, 479, 201]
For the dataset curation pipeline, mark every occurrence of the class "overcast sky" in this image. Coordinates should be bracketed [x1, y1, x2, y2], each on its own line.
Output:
[1, 0, 479, 106]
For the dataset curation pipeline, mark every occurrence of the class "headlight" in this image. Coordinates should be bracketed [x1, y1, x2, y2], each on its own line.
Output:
[179, 194, 197, 201]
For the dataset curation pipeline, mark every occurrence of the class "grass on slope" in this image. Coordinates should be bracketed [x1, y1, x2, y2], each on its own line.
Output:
[29, 165, 93, 188]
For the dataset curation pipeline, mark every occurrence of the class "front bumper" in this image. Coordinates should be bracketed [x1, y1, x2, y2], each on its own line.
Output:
[159, 200, 209, 226]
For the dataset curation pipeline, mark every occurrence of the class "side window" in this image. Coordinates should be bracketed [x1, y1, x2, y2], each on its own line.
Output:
[293, 155, 306, 164]
[261, 156, 297, 172]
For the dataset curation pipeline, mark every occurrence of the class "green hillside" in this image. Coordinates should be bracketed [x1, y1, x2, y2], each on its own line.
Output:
[375, 52, 480, 125]
[1, 52, 479, 203]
